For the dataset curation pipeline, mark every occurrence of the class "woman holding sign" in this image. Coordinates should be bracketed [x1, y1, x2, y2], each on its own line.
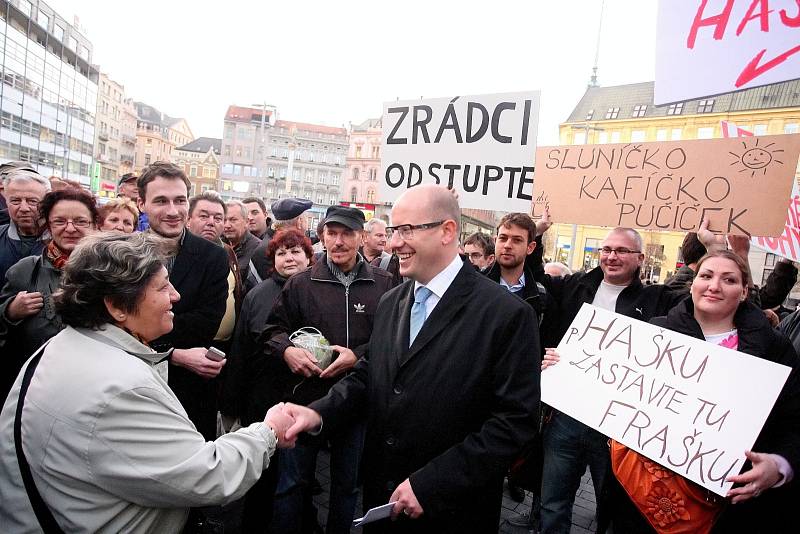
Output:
[615, 250, 799, 533]
[543, 250, 800, 533]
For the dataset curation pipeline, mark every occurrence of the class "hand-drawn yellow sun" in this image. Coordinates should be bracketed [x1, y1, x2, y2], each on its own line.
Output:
[729, 138, 784, 177]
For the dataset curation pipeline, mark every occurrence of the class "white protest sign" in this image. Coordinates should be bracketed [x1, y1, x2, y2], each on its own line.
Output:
[379, 91, 540, 212]
[655, 0, 800, 105]
[752, 181, 800, 261]
[541, 304, 791, 496]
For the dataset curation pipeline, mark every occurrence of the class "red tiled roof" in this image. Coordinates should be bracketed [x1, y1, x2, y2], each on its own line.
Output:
[225, 105, 272, 123]
[275, 120, 347, 136]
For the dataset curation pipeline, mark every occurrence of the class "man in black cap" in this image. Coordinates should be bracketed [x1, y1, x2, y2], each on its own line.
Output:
[264, 205, 395, 534]
[118, 173, 148, 231]
[249, 197, 313, 283]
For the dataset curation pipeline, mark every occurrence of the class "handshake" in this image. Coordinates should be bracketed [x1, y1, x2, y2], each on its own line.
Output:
[263, 402, 323, 448]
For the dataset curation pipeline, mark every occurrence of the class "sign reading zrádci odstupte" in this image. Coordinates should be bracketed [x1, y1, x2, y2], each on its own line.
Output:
[380, 91, 540, 212]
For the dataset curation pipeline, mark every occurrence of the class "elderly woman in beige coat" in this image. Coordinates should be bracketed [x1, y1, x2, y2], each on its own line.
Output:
[0, 232, 295, 533]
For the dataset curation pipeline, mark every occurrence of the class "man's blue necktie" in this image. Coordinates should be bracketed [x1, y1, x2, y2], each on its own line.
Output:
[409, 286, 433, 346]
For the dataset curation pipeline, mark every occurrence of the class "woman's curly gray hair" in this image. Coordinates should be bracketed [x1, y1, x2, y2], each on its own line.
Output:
[54, 231, 169, 329]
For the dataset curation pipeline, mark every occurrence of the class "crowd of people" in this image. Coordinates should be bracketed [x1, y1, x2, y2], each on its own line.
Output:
[0, 159, 798, 534]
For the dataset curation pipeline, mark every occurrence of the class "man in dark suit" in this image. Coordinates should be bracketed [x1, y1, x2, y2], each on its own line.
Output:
[283, 185, 541, 533]
[137, 162, 230, 441]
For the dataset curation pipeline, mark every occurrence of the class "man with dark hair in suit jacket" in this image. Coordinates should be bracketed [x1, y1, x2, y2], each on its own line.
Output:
[137, 162, 230, 441]
[282, 185, 541, 533]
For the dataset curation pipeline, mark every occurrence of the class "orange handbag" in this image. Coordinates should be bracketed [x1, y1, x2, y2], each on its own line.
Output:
[610, 440, 724, 534]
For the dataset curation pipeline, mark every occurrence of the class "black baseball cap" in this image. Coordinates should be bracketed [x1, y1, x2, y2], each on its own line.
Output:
[271, 197, 313, 220]
[323, 205, 366, 231]
[118, 173, 137, 186]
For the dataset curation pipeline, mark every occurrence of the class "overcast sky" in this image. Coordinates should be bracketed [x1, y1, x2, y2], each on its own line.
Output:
[47, 0, 658, 145]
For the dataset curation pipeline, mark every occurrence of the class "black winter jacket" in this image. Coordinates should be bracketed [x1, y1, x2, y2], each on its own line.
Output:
[644, 300, 800, 533]
[536, 265, 687, 348]
[263, 256, 394, 405]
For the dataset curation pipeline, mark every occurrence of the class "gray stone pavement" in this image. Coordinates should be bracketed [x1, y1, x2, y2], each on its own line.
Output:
[313, 451, 598, 533]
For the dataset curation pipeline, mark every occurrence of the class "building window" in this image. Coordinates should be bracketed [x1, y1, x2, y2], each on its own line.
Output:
[585, 109, 594, 120]
[319, 172, 327, 184]
[18, 0, 31, 17]
[189, 165, 197, 177]
[671, 128, 682, 140]
[610, 131, 621, 143]
[293, 169, 300, 181]
[355, 145, 362, 158]
[54, 24, 64, 41]
[369, 168, 377, 181]
[631, 130, 646, 142]
[367, 189, 375, 203]
[350, 188, 357, 202]
[697, 127, 714, 139]
[762, 267, 773, 286]
[279, 167, 287, 178]
[268, 166, 275, 177]
[656, 129, 668, 141]
[667, 103, 684, 115]
[598, 131, 608, 144]
[68, 36, 78, 51]
[785, 123, 799, 134]
[372, 146, 380, 158]
[754, 124, 768, 135]
[36, 10, 49, 28]
[281, 148, 288, 158]
[330, 195, 337, 205]
[765, 253, 778, 267]
[697, 99, 715, 113]
[605, 107, 620, 120]
[224, 145, 231, 156]
[144, 154, 151, 165]
[353, 167, 360, 180]
[332, 174, 340, 186]
[317, 194, 325, 204]
[305, 171, 313, 182]
[573, 131, 586, 145]
[631, 105, 647, 118]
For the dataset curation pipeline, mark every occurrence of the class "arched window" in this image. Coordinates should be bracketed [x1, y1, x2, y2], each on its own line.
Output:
[367, 189, 375, 203]
[352, 167, 360, 180]
[350, 187, 358, 202]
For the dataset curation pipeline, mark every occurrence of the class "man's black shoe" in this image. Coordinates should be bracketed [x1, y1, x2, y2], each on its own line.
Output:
[508, 481, 525, 503]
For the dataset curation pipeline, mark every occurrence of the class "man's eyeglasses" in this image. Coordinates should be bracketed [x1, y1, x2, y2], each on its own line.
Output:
[599, 247, 641, 257]
[386, 221, 445, 241]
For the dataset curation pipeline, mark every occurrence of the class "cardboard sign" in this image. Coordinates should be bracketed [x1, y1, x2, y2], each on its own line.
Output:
[379, 91, 540, 212]
[752, 181, 800, 261]
[541, 304, 791, 496]
[533, 135, 800, 236]
[655, 0, 800, 104]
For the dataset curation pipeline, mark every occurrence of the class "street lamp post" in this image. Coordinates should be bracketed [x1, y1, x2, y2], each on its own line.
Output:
[251, 102, 277, 199]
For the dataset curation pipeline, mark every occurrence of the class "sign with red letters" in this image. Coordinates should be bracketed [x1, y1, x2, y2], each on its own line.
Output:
[656, 0, 800, 104]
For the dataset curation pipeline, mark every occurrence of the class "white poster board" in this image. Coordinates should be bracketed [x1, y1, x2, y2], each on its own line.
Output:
[655, 0, 800, 104]
[541, 304, 791, 496]
[379, 91, 540, 212]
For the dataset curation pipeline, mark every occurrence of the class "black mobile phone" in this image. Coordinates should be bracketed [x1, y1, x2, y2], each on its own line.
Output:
[205, 347, 226, 362]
